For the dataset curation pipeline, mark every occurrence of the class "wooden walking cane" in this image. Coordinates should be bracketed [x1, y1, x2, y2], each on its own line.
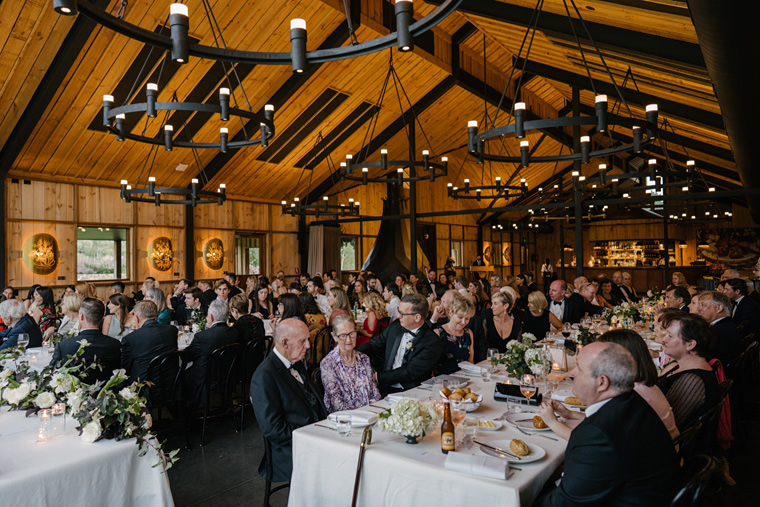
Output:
[351, 425, 373, 507]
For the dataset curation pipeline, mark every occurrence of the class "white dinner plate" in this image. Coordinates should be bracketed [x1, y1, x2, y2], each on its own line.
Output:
[480, 441, 546, 463]
[471, 418, 503, 431]
[420, 375, 469, 390]
[326, 410, 377, 428]
[551, 390, 587, 410]
[507, 415, 553, 432]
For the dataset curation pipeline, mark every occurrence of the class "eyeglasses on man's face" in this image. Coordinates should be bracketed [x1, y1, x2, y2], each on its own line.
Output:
[397, 311, 419, 317]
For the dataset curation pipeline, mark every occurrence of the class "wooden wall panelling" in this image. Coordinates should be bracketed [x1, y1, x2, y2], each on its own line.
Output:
[6, 179, 75, 221]
[234, 201, 270, 231]
[77, 185, 133, 225]
[135, 226, 184, 282]
[271, 232, 300, 277]
[194, 228, 235, 281]
[194, 200, 234, 229]
[5, 220, 75, 287]
[136, 201, 185, 227]
[270, 205, 299, 232]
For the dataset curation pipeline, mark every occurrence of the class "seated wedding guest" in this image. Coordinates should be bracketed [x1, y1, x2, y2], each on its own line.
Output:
[74, 281, 95, 299]
[723, 277, 760, 337]
[179, 287, 206, 325]
[250, 284, 273, 319]
[307, 276, 331, 317]
[664, 286, 691, 311]
[102, 294, 135, 341]
[357, 291, 388, 347]
[144, 287, 171, 325]
[43, 293, 83, 340]
[358, 293, 443, 396]
[620, 271, 639, 301]
[482, 290, 521, 353]
[50, 298, 120, 384]
[320, 314, 381, 413]
[326, 286, 352, 326]
[539, 329, 679, 441]
[251, 318, 327, 483]
[214, 279, 231, 304]
[667, 271, 688, 291]
[383, 284, 401, 322]
[198, 280, 216, 308]
[521, 291, 550, 340]
[2, 286, 16, 300]
[0, 298, 43, 350]
[279, 293, 304, 321]
[120, 301, 178, 384]
[224, 272, 242, 297]
[657, 312, 721, 429]
[695, 290, 743, 371]
[29, 286, 58, 334]
[435, 293, 475, 374]
[230, 293, 265, 345]
[535, 342, 679, 506]
[720, 268, 741, 282]
[183, 299, 240, 405]
[597, 279, 617, 309]
[580, 283, 604, 317]
[547, 280, 582, 329]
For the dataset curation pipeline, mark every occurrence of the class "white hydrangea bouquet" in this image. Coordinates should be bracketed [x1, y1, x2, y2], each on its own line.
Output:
[377, 398, 439, 443]
[525, 348, 553, 377]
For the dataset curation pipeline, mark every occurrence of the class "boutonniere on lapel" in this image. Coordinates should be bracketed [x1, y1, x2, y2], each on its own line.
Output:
[405, 340, 414, 352]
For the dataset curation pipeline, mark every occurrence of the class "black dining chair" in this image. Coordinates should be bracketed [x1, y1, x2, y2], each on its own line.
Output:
[671, 454, 726, 507]
[145, 349, 188, 447]
[235, 338, 267, 431]
[199, 342, 241, 446]
[251, 393, 289, 507]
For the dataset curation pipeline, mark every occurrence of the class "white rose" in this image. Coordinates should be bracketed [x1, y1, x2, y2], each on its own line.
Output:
[191, 323, 200, 334]
[50, 373, 73, 394]
[0, 368, 13, 381]
[81, 421, 102, 443]
[3, 382, 33, 405]
[119, 387, 137, 400]
[67, 389, 84, 413]
[34, 391, 57, 409]
[77, 338, 90, 348]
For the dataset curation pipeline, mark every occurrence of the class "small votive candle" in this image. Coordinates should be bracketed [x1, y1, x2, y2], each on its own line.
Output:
[37, 408, 52, 443]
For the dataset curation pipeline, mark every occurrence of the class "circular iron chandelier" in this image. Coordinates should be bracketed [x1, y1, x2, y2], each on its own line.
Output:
[280, 196, 360, 218]
[120, 177, 226, 206]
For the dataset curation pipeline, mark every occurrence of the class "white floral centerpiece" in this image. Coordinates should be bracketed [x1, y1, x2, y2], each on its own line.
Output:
[377, 398, 440, 443]
[498, 333, 536, 377]
[525, 348, 553, 377]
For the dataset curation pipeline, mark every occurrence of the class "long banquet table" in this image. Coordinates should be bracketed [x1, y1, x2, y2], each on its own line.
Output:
[0, 408, 174, 507]
[289, 374, 569, 507]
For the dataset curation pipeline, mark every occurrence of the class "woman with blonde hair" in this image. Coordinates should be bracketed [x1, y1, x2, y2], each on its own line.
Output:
[482, 290, 522, 353]
[43, 293, 83, 340]
[520, 290, 550, 340]
[667, 271, 688, 291]
[436, 293, 476, 374]
[327, 286, 352, 325]
[357, 291, 388, 346]
[75, 281, 96, 299]
[401, 282, 417, 297]
[145, 287, 171, 325]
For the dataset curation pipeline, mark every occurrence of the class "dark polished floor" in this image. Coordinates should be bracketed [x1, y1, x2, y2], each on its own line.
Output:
[165, 408, 288, 507]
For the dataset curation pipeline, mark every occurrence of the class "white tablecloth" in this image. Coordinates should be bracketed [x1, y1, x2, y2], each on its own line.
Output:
[0, 409, 174, 507]
[289, 376, 568, 507]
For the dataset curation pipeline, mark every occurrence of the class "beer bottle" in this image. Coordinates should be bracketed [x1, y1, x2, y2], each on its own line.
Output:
[441, 401, 455, 454]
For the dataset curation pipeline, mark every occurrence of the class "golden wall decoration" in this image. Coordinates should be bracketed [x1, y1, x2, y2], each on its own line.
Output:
[203, 238, 225, 270]
[23, 233, 59, 275]
[148, 236, 174, 271]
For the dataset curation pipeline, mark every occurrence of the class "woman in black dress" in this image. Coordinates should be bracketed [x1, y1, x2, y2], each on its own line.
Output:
[482, 290, 522, 353]
[520, 291, 551, 341]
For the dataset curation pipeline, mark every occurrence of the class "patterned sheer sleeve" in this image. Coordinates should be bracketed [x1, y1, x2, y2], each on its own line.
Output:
[663, 372, 706, 428]
[320, 354, 343, 414]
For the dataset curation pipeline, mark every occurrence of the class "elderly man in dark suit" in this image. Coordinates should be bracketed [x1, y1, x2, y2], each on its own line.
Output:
[547, 280, 582, 328]
[724, 278, 760, 337]
[358, 293, 443, 396]
[697, 290, 743, 371]
[664, 286, 691, 312]
[182, 299, 240, 405]
[120, 301, 178, 384]
[0, 298, 43, 350]
[251, 318, 327, 483]
[50, 298, 120, 384]
[536, 341, 679, 506]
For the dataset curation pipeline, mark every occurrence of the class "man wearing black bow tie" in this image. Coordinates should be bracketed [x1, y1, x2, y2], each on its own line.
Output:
[251, 318, 327, 483]
[548, 280, 582, 328]
[359, 293, 443, 396]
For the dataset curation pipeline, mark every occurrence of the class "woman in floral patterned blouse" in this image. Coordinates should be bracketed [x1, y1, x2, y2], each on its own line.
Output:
[29, 286, 58, 334]
[320, 313, 380, 413]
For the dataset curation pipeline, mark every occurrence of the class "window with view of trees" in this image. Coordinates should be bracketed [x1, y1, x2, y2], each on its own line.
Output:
[77, 227, 128, 281]
[340, 237, 357, 271]
[235, 234, 264, 275]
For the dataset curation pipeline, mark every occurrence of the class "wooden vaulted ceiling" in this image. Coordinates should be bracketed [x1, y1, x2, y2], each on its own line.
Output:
[0, 0, 741, 222]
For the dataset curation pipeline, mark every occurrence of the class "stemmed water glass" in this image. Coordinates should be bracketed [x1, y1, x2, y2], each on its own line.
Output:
[17, 333, 30, 356]
[520, 374, 537, 408]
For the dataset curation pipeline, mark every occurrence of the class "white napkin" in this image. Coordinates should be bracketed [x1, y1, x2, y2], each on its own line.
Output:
[327, 410, 377, 426]
[457, 361, 485, 374]
[444, 451, 511, 480]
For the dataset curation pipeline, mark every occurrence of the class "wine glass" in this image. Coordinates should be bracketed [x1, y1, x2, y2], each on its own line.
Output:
[520, 374, 537, 408]
[561, 323, 572, 340]
[17, 333, 30, 349]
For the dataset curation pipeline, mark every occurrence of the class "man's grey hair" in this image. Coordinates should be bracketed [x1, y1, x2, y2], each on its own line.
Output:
[590, 342, 636, 392]
[207, 299, 228, 324]
[0, 299, 25, 323]
[702, 290, 733, 316]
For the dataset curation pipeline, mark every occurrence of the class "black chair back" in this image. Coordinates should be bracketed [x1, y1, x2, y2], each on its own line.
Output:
[240, 339, 266, 386]
[308, 326, 333, 371]
[205, 343, 241, 405]
[671, 454, 725, 507]
[145, 349, 182, 409]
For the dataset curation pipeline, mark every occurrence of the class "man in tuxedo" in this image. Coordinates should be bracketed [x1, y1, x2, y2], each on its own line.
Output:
[251, 318, 327, 483]
[182, 299, 240, 405]
[580, 283, 604, 317]
[611, 271, 635, 304]
[177, 287, 205, 325]
[120, 301, 178, 384]
[697, 291, 743, 370]
[724, 278, 760, 337]
[50, 298, 120, 384]
[525, 272, 539, 294]
[359, 293, 443, 396]
[536, 342, 678, 506]
[568, 276, 587, 307]
[0, 299, 43, 350]
[426, 269, 437, 295]
[664, 286, 691, 312]
[169, 278, 190, 323]
[224, 272, 242, 297]
[547, 280, 582, 327]
[198, 280, 216, 308]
